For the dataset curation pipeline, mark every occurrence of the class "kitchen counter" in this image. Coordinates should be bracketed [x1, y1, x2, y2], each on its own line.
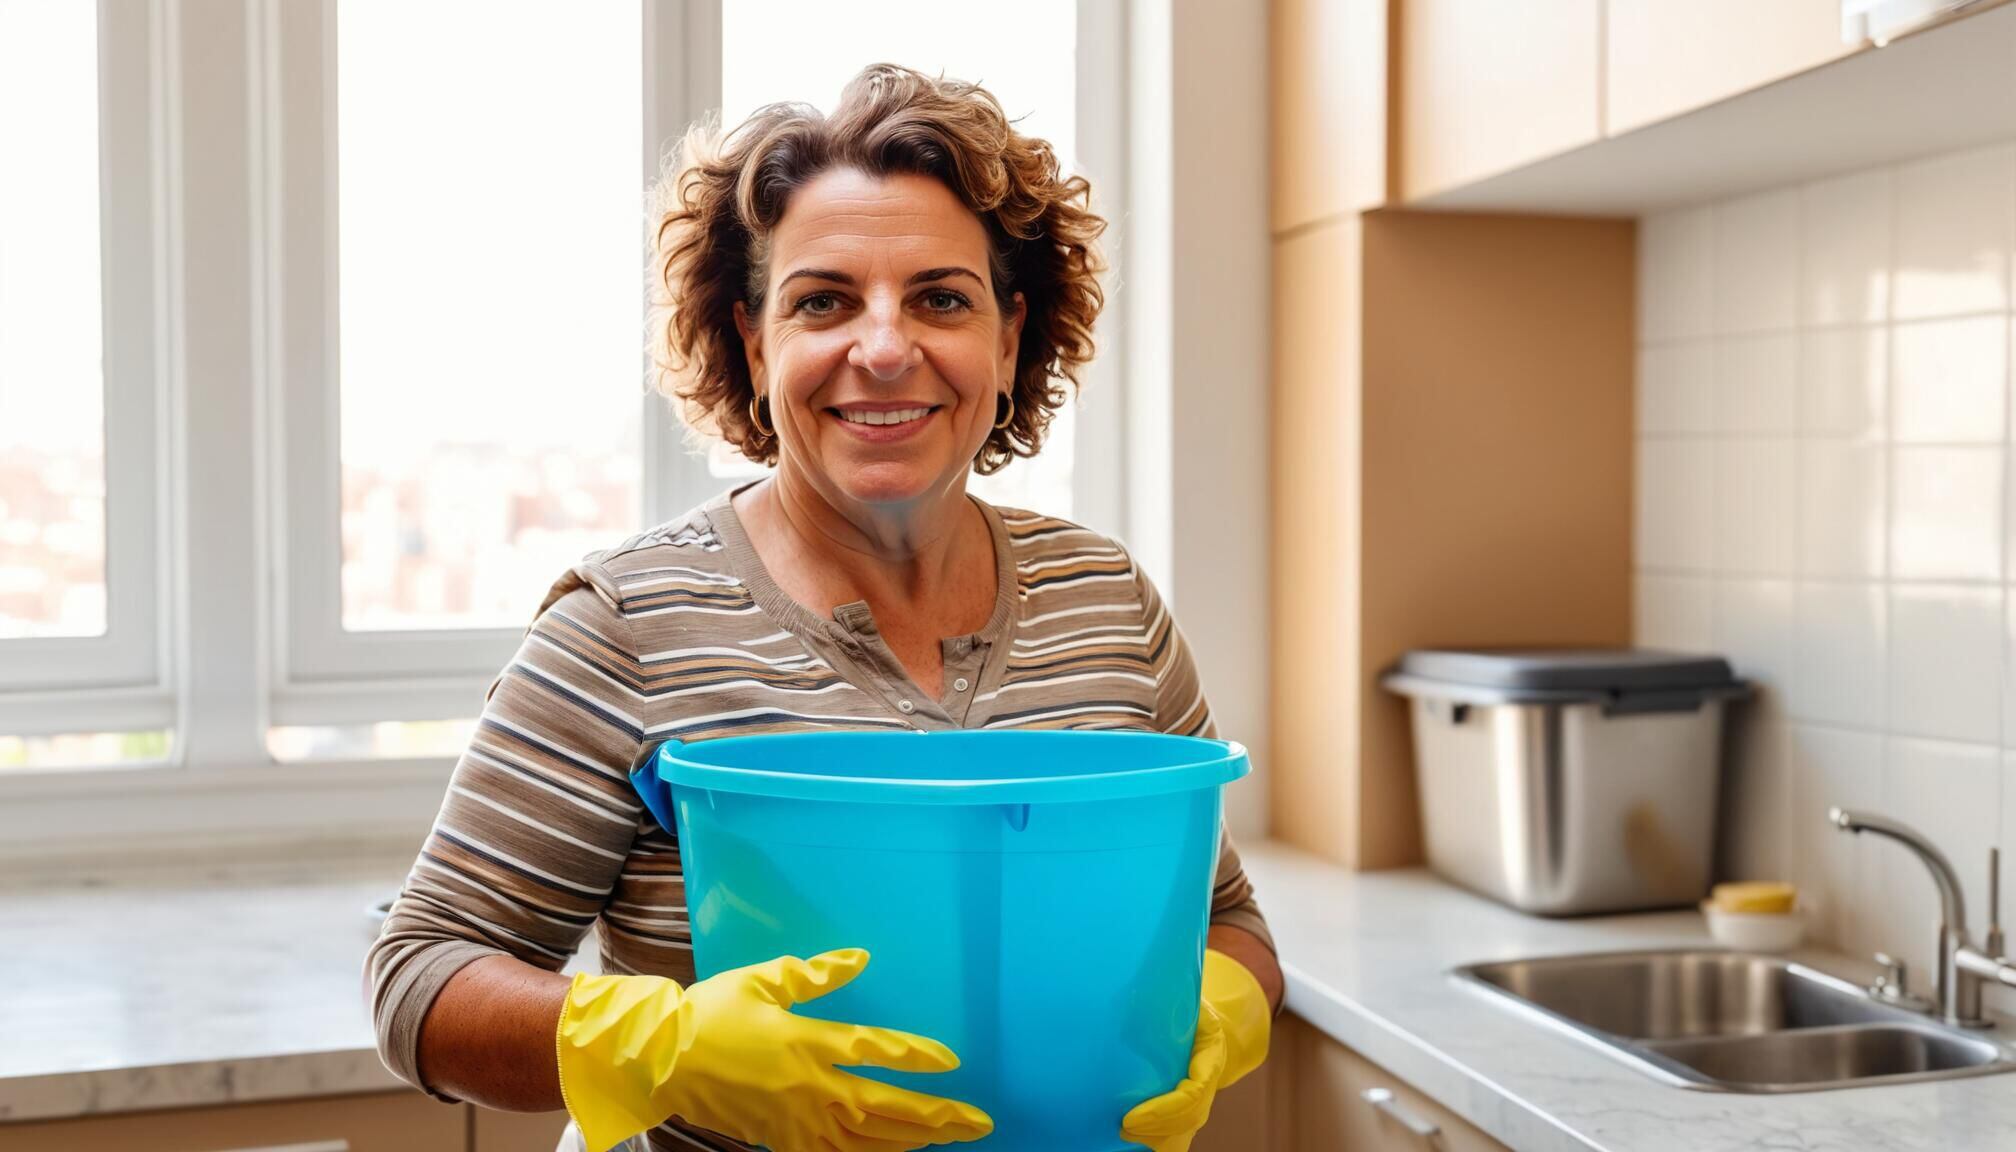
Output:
[1239, 841, 2016, 1152]
[7, 844, 2015, 1149]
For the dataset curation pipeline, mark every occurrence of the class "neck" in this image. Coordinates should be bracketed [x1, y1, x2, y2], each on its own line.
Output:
[747, 465, 980, 606]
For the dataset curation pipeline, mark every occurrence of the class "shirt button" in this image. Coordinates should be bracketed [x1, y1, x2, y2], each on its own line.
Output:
[897, 699, 915, 714]
[953, 677, 970, 692]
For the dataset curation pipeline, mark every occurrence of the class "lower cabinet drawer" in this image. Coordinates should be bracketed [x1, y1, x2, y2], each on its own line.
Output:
[0, 1091, 465, 1152]
[1289, 1015, 1511, 1152]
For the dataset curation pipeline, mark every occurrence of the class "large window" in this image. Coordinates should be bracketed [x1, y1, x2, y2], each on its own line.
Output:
[0, 0, 106, 641]
[333, 2, 645, 633]
[1, 2, 1119, 778]
[0, 0, 169, 756]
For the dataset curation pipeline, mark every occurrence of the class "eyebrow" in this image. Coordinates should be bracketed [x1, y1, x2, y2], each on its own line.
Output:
[775, 266, 986, 292]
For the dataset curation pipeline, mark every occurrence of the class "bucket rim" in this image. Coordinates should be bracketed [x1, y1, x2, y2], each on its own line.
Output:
[648, 729, 1250, 805]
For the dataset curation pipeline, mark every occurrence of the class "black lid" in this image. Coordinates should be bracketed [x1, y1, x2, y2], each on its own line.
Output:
[1387, 647, 1741, 696]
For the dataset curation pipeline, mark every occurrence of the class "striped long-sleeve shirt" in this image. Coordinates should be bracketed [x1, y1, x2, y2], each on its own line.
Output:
[365, 483, 1273, 1151]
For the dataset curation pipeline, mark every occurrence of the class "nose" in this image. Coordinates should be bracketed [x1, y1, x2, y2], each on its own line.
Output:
[848, 301, 921, 381]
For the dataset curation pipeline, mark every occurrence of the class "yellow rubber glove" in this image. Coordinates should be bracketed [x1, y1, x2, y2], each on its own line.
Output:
[1118, 949, 1272, 1152]
[556, 947, 993, 1152]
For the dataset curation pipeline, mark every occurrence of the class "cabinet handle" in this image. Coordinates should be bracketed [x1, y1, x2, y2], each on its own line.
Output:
[1360, 1087, 1442, 1143]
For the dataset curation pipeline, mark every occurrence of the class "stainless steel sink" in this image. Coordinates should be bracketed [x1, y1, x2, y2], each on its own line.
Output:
[1454, 949, 2016, 1092]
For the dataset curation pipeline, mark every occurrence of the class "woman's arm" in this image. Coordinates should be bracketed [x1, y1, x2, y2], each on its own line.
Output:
[1208, 923, 1284, 1015]
[416, 955, 572, 1111]
[366, 570, 649, 1109]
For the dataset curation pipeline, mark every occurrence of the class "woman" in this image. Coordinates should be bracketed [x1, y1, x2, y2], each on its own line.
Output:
[366, 64, 1281, 1152]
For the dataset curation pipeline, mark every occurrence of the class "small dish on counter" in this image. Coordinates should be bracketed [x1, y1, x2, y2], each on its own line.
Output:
[1701, 900, 1805, 952]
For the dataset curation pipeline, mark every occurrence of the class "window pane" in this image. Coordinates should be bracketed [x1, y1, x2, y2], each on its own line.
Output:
[336, 2, 644, 631]
[268, 717, 475, 762]
[720, 2, 1081, 518]
[0, 729, 172, 772]
[0, 0, 107, 639]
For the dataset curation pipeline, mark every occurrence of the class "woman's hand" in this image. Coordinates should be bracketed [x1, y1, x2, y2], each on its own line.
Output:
[557, 947, 992, 1152]
[1118, 949, 1272, 1152]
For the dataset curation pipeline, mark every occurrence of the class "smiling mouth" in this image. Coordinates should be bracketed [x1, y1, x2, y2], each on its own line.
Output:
[830, 405, 941, 426]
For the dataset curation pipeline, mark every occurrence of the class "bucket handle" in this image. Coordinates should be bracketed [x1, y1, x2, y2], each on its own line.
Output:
[630, 739, 681, 835]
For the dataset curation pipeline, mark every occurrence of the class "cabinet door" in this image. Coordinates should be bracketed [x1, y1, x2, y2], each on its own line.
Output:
[473, 1107, 569, 1152]
[1605, 0, 1855, 135]
[1290, 1016, 1511, 1152]
[1272, 0, 1389, 230]
[0, 1092, 465, 1152]
[1398, 0, 1602, 201]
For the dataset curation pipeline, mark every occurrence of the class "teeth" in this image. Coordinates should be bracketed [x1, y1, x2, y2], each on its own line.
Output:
[839, 407, 931, 426]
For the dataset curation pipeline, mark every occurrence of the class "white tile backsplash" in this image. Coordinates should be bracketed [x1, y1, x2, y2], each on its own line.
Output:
[1715, 441, 1798, 575]
[1638, 342, 1715, 433]
[1797, 440, 1887, 578]
[1887, 584, 2003, 745]
[1890, 315, 2008, 444]
[1640, 207, 1715, 343]
[1791, 581, 1886, 729]
[1893, 144, 2015, 320]
[1799, 326, 1887, 440]
[1638, 137, 2016, 966]
[1801, 168, 1892, 327]
[1890, 446, 2003, 581]
[1713, 190, 1800, 335]
[1714, 334, 1799, 434]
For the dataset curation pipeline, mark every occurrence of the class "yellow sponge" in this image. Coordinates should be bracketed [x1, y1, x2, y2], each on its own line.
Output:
[1710, 881, 1796, 915]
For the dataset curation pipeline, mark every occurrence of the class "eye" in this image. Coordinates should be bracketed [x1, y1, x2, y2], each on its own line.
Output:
[920, 288, 973, 313]
[791, 291, 842, 316]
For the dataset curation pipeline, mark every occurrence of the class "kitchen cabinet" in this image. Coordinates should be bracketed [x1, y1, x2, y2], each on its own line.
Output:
[0, 1091, 463, 1152]
[1396, 0, 1602, 201]
[1272, 0, 1389, 229]
[473, 1107, 569, 1152]
[1285, 1014, 1511, 1151]
[1605, 0, 1856, 135]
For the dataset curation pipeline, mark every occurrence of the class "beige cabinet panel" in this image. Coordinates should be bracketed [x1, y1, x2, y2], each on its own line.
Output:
[473, 1107, 568, 1152]
[1272, 0, 1390, 230]
[1189, 1026, 1295, 1152]
[1606, 0, 1856, 135]
[0, 1092, 465, 1152]
[1289, 1015, 1511, 1151]
[1397, 0, 1602, 201]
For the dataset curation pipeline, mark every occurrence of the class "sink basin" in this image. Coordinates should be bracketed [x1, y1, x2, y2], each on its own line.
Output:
[1454, 949, 2016, 1092]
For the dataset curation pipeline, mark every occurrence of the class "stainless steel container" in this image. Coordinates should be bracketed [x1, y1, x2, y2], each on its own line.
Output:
[1383, 649, 1749, 916]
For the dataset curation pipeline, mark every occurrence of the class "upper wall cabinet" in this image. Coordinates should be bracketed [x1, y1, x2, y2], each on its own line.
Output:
[1396, 0, 1602, 202]
[1605, 0, 1857, 135]
[1272, 0, 1389, 231]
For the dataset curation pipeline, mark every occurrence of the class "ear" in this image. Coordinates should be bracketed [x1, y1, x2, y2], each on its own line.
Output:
[999, 291, 1026, 378]
[733, 300, 765, 393]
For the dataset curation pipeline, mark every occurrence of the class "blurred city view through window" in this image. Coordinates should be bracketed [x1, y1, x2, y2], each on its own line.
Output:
[335, 1, 645, 633]
[0, 0, 106, 640]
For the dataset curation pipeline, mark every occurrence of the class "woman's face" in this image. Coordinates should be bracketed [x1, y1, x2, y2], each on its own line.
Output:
[736, 167, 1024, 512]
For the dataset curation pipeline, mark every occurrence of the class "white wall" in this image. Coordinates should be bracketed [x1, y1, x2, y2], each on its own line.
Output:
[1636, 140, 2016, 1010]
[1126, 0, 1272, 843]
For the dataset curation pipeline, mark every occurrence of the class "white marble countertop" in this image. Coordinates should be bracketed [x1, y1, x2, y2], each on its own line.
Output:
[1239, 841, 2016, 1152]
[0, 868, 430, 1122]
[9, 842, 2016, 1149]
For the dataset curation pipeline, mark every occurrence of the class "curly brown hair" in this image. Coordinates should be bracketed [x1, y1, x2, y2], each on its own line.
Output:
[647, 63, 1107, 474]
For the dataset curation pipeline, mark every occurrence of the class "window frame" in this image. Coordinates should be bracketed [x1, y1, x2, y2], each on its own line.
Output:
[0, 0, 173, 735]
[0, 1, 1138, 854]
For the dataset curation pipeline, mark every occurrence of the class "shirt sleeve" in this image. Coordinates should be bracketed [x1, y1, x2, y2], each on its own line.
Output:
[1132, 558, 1277, 958]
[363, 560, 651, 1101]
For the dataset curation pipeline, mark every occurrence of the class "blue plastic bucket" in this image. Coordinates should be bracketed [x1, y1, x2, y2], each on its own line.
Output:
[629, 729, 1249, 1152]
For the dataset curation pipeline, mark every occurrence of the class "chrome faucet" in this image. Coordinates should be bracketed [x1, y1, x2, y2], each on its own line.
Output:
[1831, 807, 2016, 1028]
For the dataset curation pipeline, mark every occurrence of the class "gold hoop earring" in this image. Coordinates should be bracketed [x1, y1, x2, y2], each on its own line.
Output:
[993, 392, 1015, 430]
[748, 393, 774, 438]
